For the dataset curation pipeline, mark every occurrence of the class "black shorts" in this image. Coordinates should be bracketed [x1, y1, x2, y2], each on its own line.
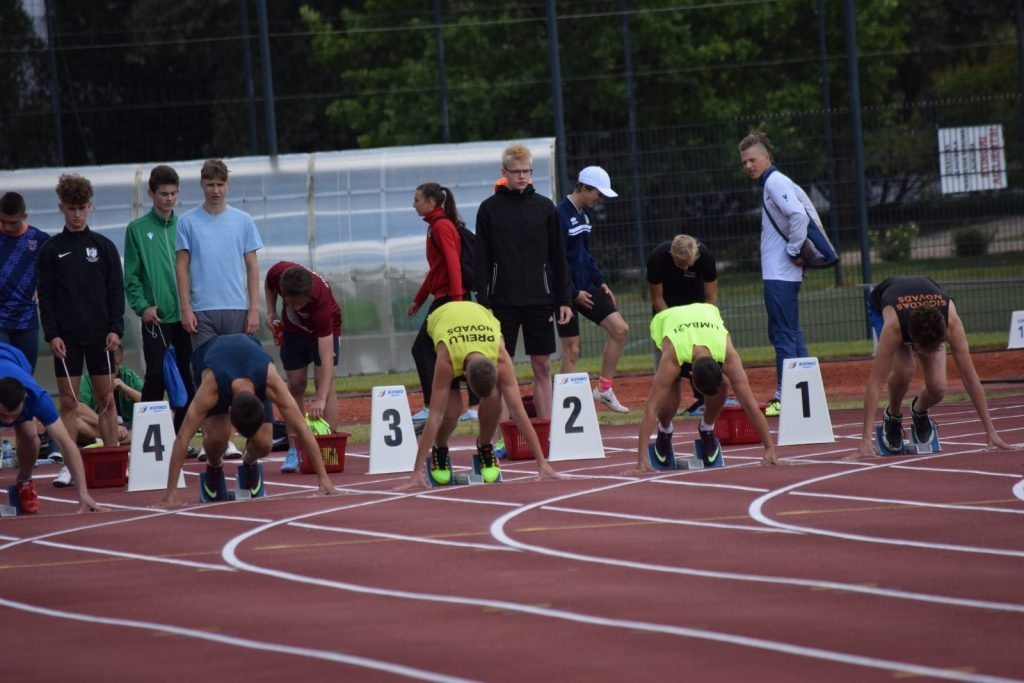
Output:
[557, 287, 617, 338]
[280, 331, 339, 372]
[54, 342, 113, 378]
[493, 304, 556, 357]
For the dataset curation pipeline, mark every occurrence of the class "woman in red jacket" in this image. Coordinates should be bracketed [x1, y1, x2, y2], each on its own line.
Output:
[407, 183, 477, 421]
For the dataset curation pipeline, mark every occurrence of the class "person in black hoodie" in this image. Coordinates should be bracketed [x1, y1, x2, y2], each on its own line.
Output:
[474, 143, 571, 419]
[36, 174, 125, 448]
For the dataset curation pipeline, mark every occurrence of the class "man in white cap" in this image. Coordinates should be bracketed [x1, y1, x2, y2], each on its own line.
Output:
[556, 166, 631, 412]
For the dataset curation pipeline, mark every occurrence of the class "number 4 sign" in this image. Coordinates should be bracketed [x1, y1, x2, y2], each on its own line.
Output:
[776, 358, 835, 446]
[128, 401, 185, 491]
[548, 373, 605, 461]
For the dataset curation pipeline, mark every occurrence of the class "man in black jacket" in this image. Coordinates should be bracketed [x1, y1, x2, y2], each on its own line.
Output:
[474, 143, 571, 419]
[36, 174, 125, 447]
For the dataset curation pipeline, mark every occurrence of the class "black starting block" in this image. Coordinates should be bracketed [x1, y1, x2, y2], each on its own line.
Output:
[876, 420, 940, 456]
[235, 462, 265, 499]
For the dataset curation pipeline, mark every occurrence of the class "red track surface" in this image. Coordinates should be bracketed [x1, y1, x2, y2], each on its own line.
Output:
[2, 397, 1023, 682]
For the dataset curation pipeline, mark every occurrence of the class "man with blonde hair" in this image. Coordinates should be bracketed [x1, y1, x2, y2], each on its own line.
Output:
[646, 234, 718, 419]
[474, 143, 571, 420]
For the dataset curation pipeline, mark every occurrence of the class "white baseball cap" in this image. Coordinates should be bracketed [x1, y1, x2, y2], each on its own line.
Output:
[577, 166, 618, 198]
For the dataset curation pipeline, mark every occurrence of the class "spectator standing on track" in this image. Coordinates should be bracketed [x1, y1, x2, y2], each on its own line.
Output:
[36, 174, 124, 450]
[475, 142, 572, 420]
[406, 182, 479, 423]
[0, 344, 100, 513]
[632, 303, 777, 474]
[175, 159, 263, 352]
[123, 165, 196, 433]
[646, 233, 719, 418]
[739, 126, 815, 417]
[555, 166, 630, 413]
[159, 334, 338, 506]
[0, 192, 50, 371]
[851, 276, 1017, 458]
[398, 301, 561, 489]
[264, 261, 342, 473]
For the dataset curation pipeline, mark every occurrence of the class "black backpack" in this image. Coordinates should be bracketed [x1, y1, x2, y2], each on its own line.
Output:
[430, 223, 476, 293]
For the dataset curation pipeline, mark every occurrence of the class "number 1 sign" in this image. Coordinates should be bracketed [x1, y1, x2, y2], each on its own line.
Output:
[776, 358, 835, 446]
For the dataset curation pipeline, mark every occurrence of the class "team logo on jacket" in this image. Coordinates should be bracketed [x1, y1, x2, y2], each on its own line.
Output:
[86, 247, 99, 262]
[27, 240, 38, 251]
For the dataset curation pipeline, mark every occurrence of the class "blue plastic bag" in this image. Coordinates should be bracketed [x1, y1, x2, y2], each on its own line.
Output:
[163, 347, 188, 410]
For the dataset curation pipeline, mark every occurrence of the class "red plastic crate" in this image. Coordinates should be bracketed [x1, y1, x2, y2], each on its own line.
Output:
[81, 445, 129, 488]
[499, 418, 550, 460]
[296, 432, 350, 474]
[712, 405, 762, 445]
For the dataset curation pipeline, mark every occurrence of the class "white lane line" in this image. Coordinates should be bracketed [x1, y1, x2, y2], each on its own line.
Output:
[487, 477, 1024, 613]
[217, 488, 1020, 683]
[0, 597, 474, 683]
[287, 522, 517, 552]
[32, 539, 233, 571]
[749, 459, 1024, 558]
[540, 505, 798, 534]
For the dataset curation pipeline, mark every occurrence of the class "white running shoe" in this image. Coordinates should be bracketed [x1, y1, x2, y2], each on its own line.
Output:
[593, 387, 629, 413]
[459, 409, 478, 422]
[53, 465, 74, 488]
[411, 407, 430, 421]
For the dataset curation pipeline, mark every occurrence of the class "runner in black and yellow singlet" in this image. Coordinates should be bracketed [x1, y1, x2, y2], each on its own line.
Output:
[632, 303, 778, 474]
[401, 301, 562, 489]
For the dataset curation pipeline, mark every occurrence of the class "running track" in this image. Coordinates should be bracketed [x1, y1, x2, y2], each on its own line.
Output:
[2, 397, 1023, 682]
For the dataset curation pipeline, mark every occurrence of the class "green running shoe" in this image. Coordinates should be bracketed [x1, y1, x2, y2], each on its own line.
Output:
[429, 445, 452, 486]
[477, 443, 501, 483]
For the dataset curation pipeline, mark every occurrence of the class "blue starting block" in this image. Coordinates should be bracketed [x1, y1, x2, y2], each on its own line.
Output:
[424, 460, 476, 487]
[198, 468, 231, 502]
[471, 453, 502, 483]
[694, 436, 725, 468]
[2, 485, 23, 517]
[876, 420, 940, 456]
[646, 441, 725, 471]
[235, 462, 265, 499]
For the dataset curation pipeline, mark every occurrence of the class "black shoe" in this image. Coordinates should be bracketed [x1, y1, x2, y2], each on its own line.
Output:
[186, 447, 200, 460]
[882, 408, 904, 453]
[238, 461, 264, 498]
[910, 397, 933, 445]
[202, 465, 226, 501]
[698, 428, 722, 466]
[654, 430, 675, 466]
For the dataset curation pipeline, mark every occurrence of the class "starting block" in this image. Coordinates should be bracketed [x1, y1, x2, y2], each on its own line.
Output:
[646, 439, 726, 471]
[198, 469, 232, 502]
[2, 485, 23, 517]
[875, 420, 941, 456]
[424, 461, 479, 487]
[234, 462, 266, 499]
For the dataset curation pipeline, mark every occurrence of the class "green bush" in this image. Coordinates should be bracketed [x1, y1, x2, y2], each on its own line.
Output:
[951, 226, 992, 257]
[870, 222, 918, 262]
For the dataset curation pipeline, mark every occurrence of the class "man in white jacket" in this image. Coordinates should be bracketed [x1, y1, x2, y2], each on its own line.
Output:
[738, 127, 815, 417]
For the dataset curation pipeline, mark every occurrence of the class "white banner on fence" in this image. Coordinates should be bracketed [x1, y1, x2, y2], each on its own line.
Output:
[937, 125, 1007, 195]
